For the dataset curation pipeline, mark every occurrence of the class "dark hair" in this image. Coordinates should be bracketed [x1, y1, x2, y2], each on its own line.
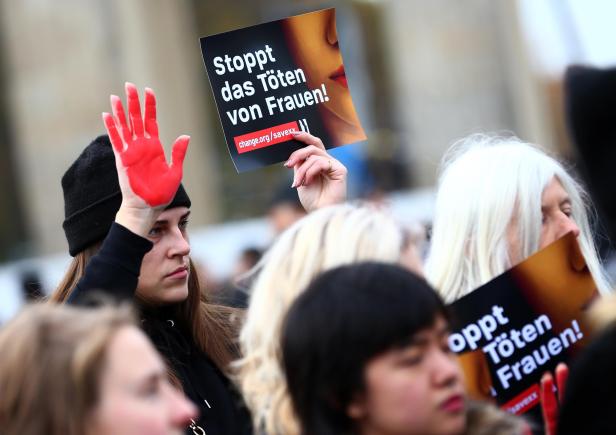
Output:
[281, 262, 448, 435]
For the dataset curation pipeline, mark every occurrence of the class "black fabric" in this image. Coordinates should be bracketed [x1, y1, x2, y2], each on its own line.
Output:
[68, 223, 253, 435]
[558, 325, 616, 435]
[67, 223, 153, 303]
[62, 135, 191, 256]
[142, 308, 253, 435]
[564, 65, 616, 246]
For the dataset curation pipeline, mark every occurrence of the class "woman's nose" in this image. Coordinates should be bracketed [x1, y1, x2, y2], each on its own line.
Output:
[169, 231, 190, 257]
[432, 350, 462, 387]
[560, 215, 580, 239]
[168, 387, 199, 429]
[326, 10, 338, 46]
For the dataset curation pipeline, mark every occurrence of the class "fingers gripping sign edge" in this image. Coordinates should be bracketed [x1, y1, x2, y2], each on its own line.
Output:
[303, 157, 330, 186]
[285, 145, 328, 169]
[291, 131, 326, 150]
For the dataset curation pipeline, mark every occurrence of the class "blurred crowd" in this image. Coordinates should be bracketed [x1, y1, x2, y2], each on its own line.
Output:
[2, 7, 616, 435]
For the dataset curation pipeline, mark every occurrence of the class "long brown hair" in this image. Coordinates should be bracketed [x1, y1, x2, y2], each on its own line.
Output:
[0, 303, 134, 435]
[50, 247, 239, 372]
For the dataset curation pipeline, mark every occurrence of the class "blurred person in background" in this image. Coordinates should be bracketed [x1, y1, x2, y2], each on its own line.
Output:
[50, 83, 346, 434]
[212, 247, 263, 308]
[564, 65, 616, 279]
[281, 262, 526, 435]
[0, 303, 197, 435]
[267, 185, 307, 237]
[556, 294, 616, 435]
[235, 203, 425, 435]
[19, 269, 44, 301]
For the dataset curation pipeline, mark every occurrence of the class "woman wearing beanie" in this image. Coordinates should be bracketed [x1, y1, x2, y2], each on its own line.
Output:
[51, 82, 347, 435]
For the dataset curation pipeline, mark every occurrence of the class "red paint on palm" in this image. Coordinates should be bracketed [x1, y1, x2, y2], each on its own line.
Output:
[123, 135, 188, 206]
[103, 83, 189, 207]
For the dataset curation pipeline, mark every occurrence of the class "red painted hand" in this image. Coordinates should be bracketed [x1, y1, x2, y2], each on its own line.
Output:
[540, 363, 569, 435]
[103, 83, 189, 207]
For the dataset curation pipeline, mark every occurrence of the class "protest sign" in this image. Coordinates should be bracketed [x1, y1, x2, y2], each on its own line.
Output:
[448, 232, 598, 416]
[200, 8, 366, 172]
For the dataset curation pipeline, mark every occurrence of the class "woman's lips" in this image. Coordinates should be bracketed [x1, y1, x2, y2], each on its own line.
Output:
[329, 65, 348, 88]
[165, 266, 188, 280]
[440, 394, 465, 413]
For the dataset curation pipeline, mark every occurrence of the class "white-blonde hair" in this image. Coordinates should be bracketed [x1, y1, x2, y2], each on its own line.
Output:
[425, 134, 611, 303]
[235, 203, 405, 435]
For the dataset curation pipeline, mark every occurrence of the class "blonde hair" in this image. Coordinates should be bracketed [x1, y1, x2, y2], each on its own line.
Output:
[426, 134, 611, 302]
[587, 294, 616, 332]
[0, 303, 134, 435]
[235, 203, 405, 435]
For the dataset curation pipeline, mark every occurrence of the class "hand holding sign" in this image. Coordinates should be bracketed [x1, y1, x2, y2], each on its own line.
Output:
[285, 131, 347, 212]
[201, 9, 366, 172]
[102, 83, 189, 236]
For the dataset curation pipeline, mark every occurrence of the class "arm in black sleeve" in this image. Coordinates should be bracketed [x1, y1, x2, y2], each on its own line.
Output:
[67, 222, 153, 305]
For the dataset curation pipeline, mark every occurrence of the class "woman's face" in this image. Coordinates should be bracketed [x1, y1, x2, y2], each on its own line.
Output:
[507, 177, 580, 264]
[348, 317, 466, 435]
[283, 10, 365, 145]
[137, 207, 191, 304]
[538, 177, 580, 249]
[91, 326, 197, 435]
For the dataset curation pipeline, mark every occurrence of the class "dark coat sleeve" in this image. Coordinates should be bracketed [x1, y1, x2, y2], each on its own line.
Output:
[67, 222, 153, 305]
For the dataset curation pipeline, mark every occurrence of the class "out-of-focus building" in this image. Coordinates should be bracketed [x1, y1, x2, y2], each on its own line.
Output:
[0, 0, 611, 264]
[0, 0, 221, 258]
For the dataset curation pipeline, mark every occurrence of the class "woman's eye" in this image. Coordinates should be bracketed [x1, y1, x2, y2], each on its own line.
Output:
[179, 219, 190, 231]
[441, 342, 454, 354]
[139, 381, 161, 399]
[399, 353, 422, 366]
[403, 357, 422, 366]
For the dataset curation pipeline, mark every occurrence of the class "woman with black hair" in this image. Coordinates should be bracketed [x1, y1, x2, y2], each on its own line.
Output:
[281, 262, 525, 435]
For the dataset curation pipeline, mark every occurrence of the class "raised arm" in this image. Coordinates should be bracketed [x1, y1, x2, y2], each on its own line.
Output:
[67, 83, 189, 304]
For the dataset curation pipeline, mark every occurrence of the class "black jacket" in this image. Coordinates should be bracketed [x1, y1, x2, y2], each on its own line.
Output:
[68, 223, 253, 435]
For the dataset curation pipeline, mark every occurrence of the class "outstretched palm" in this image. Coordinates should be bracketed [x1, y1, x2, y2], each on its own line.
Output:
[103, 83, 189, 208]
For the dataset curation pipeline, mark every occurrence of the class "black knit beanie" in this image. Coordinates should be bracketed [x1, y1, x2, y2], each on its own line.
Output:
[62, 135, 191, 256]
